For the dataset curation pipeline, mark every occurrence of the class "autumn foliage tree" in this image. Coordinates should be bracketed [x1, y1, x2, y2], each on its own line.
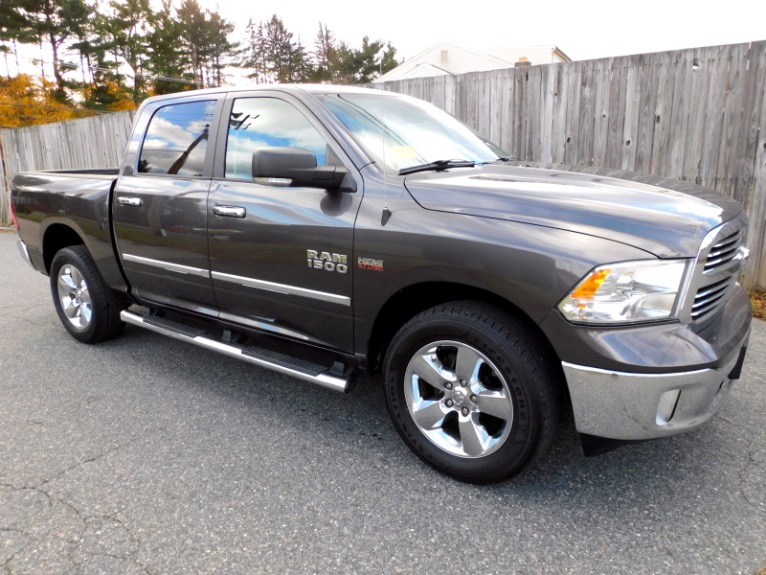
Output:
[0, 74, 96, 128]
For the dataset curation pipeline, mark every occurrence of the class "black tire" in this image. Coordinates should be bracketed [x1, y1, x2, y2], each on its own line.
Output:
[50, 245, 126, 343]
[383, 302, 559, 484]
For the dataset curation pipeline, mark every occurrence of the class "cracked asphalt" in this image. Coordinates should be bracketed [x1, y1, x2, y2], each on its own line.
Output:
[1, 229, 765, 575]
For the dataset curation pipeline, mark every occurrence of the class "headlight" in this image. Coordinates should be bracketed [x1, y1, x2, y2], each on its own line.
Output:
[558, 260, 689, 324]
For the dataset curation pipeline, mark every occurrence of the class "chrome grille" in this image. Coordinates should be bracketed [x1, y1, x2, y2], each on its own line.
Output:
[691, 276, 737, 320]
[682, 214, 748, 323]
[703, 231, 741, 275]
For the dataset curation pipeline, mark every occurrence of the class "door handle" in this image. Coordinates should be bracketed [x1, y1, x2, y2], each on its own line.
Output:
[117, 196, 143, 207]
[213, 206, 246, 218]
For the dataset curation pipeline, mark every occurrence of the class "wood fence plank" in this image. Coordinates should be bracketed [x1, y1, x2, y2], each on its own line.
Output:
[682, 46, 715, 184]
[741, 42, 766, 213]
[720, 43, 750, 203]
[620, 55, 641, 170]
[499, 71, 514, 155]
[551, 63, 568, 163]
[564, 62, 582, 164]
[649, 51, 678, 176]
[748, 43, 766, 290]
[540, 63, 556, 163]
[700, 48, 728, 188]
[606, 57, 627, 168]
[526, 65, 543, 161]
[667, 49, 694, 180]
[577, 61, 595, 165]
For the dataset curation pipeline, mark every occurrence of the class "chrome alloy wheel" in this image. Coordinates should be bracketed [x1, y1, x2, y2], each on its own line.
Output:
[404, 340, 514, 458]
[56, 263, 93, 330]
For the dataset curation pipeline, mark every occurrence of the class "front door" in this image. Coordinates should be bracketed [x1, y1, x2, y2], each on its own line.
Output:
[208, 93, 362, 351]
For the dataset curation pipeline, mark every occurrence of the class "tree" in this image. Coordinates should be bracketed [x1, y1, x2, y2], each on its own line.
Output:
[335, 36, 398, 84]
[176, 0, 236, 88]
[0, 0, 35, 78]
[203, 11, 236, 87]
[0, 74, 95, 127]
[107, 0, 152, 101]
[12, 0, 91, 100]
[241, 15, 311, 84]
[145, 0, 194, 95]
[380, 42, 398, 76]
[311, 22, 337, 83]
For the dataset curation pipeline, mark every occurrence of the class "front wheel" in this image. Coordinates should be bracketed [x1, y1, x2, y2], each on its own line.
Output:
[383, 302, 559, 484]
[50, 245, 125, 343]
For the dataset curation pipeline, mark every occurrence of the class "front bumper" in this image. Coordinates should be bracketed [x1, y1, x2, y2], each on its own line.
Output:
[562, 328, 749, 440]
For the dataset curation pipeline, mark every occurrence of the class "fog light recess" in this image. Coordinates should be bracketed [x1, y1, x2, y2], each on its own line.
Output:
[656, 389, 681, 425]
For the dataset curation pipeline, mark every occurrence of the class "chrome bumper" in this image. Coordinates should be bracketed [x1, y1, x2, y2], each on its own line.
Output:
[562, 332, 749, 440]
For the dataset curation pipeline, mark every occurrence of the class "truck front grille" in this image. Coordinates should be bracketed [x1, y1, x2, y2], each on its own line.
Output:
[703, 231, 741, 274]
[691, 276, 737, 320]
[683, 215, 748, 323]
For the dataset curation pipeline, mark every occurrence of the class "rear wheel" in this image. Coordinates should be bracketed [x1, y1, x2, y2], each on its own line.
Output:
[50, 246, 125, 343]
[384, 302, 559, 484]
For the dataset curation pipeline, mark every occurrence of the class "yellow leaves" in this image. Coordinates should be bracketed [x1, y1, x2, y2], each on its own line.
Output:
[80, 80, 138, 112]
[108, 98, 138, 112]
[0, 74, 98, 128]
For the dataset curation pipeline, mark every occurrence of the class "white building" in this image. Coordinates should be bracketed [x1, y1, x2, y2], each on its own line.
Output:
[375, 42, 571, 83]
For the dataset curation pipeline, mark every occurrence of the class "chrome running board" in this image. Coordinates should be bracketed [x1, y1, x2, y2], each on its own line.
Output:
[120, 310, 353, 393]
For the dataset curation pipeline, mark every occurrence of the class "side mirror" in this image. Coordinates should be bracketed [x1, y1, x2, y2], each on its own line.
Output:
[252, 147, 353, 192]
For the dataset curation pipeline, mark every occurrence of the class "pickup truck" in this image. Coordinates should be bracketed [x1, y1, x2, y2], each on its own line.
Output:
[11, 85, 752, 484]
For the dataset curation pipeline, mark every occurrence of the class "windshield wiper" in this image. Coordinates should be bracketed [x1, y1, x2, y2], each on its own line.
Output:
[475, 155, 519, 165]
[398, 159, 476, 176]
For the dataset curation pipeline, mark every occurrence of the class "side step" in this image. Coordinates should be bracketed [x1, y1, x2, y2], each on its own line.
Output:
[120, 310, 354, 393]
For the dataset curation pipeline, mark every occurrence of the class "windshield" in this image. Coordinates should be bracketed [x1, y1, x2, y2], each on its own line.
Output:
[316, 93, 507, 173]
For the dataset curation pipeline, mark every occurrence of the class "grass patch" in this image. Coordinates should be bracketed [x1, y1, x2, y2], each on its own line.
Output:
[751, 290, 766, 320]
[756, 566, 766, 575]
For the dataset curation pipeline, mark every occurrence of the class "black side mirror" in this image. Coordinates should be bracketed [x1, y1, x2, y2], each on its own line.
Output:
[251, 147, 353, 192]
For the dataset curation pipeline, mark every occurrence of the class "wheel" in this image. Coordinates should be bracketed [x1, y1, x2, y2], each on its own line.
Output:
[50, 245, 125, 343]
[383, 302, 559, 484]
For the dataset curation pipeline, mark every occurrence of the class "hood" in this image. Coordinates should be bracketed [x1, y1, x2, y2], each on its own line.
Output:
[403, 164, 744, 258]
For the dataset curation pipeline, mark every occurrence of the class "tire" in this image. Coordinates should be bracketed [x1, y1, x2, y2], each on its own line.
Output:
[383, 302, 559, 484]
[50, 245, 126, 343]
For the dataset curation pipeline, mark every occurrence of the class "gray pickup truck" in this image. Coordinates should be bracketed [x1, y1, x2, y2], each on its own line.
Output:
[11, 85, 751, 483]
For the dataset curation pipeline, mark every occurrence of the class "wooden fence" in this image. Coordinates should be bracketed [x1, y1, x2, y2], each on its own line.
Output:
[0, 112, 135, 224]
[1, 40, 765, 289]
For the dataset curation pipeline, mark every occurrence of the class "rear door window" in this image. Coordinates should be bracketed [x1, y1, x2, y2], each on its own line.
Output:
[139, 100, 215, 176]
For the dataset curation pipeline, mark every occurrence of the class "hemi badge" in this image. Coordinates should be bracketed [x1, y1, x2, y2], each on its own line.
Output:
[358, 257, 384, 272]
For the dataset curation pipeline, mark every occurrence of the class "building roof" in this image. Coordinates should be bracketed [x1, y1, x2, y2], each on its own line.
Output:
[489, 45, 571, 65]
[375, 42, 571, 83]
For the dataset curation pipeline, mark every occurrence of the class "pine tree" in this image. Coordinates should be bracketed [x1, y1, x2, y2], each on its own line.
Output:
[145, 0, 193, 94]
[10, 0, 91, 100]
[311, 22, 337, 83]
[241, 15, 311, 84]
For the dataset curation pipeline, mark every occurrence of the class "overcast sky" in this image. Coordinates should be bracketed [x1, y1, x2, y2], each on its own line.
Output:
[198, 0, 765, 62]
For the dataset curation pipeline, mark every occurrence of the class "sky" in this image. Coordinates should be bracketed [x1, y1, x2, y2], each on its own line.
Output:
[195, 0, 766, 63]
[6, 0, 766, 80]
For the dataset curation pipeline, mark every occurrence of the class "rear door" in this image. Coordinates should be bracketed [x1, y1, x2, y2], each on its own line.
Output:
[113, 95, 221, 313]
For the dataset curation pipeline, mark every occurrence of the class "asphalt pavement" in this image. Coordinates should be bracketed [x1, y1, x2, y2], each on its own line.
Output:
[1, 229, 764, 575]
